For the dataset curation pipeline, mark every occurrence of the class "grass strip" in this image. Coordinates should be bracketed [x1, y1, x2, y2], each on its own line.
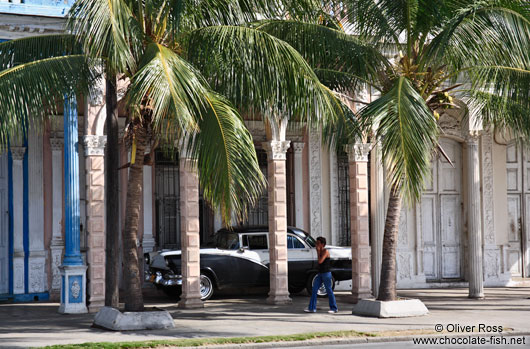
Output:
[42, 330, 377, 349]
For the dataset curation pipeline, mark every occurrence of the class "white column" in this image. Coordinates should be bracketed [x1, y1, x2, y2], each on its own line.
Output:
[143, 164, 155, 253]
[292, 142, 305, 230]
[50, 137, 64, 293]
[308, 129, 322, 235]
[11, 146, 25, 294]
[467, 132, 484, 298]
[28, 130, 46, 294]
[369, 145, 385, 298]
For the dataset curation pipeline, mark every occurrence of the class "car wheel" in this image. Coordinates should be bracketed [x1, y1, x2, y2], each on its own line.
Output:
[200, 274, 214, 301]
[306, 273, 335, 298]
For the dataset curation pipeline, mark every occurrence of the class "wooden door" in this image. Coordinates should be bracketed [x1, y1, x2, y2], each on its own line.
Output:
[0, 153, 8, 294]
[506, 142, 525, 276]
[422, 138, 463, 280]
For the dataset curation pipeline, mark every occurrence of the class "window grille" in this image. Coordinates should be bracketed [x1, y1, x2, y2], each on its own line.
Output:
[155, 151, 181, 249]
[337, 152, 351, 246]
[242, 149, 268, 226]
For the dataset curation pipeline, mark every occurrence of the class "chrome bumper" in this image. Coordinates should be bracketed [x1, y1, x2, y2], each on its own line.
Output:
[145, 270, 183, 286]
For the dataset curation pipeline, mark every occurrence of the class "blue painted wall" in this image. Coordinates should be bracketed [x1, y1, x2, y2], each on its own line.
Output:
[0, 0, 74, 18]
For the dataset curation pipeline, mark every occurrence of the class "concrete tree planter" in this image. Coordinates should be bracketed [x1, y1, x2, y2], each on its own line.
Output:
[352, 298, 429, 318]
[93, 307, 175, 331]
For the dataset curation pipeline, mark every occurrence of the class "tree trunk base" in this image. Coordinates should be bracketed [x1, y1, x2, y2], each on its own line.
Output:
[352, 298, 429, 318]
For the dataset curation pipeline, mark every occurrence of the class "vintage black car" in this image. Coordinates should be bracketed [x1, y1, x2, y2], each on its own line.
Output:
[145, 226, 352, 300]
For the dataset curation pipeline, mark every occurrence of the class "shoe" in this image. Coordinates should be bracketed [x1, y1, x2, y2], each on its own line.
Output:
[304, 308, 316, 313]
[328, 309, 338, 314]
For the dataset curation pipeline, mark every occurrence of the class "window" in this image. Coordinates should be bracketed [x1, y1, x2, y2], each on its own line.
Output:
[287, 235, 305, 249]
[242, 234, 268, 250]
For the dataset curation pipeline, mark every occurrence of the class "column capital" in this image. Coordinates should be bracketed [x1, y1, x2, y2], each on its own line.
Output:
[50, 137, 63, 151]
[292, 141, 305, 154]
[83, 135, 107, 156]
[10, 146, 26, 161]
[345, 143, 371, 162]
[466, 130, 482, 144]
[262, 140, 291, 160]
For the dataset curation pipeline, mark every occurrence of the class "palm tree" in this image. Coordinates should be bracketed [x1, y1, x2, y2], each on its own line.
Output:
[65, 0, 343, 311]
[260, 0, 530, 301]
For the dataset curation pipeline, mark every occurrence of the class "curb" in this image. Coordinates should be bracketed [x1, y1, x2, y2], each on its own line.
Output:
[178, 331, 530, 348]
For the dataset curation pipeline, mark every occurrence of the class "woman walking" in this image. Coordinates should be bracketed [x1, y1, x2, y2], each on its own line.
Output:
[305, 237, 338, 313]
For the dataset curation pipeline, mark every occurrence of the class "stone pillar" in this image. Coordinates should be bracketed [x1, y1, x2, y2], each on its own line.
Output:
[466, 132, 484, 299]
[59, 95, 88, 314]
[83, 135, 107, 312]
[369, 145, 385, 298]
[178, 156, 203, 308]
[143, 164, 155, 253]
[50, 137, 64, 296]
[11, 146, 25, 295]
[263, 140, 292, 305]
[346, 143, 372, 302]
[28, 130, 46, 294]
[292, 142, 305, 230]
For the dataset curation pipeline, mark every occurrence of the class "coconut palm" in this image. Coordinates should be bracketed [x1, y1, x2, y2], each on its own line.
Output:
[64, 0, 345, 311]
[260, 0, 530, 301]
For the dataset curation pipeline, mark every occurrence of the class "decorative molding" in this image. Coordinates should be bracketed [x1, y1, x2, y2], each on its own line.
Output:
[50, 137, 63, 152]
[83, 135, 107, 156]
[262, 140, 291, 160]
[481, 133, 495, 245]
[292, 142, 305, 153]
[466, 130, 482, 144]
[346, 143, 371, 162]
[329, 149, 339, 246]
[10, 146, 26, 161]
[309, 129, 322, 235]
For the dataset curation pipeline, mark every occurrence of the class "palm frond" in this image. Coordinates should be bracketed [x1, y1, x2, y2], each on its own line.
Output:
[423, 0, 530, 71]
[185, 25, 343, 128]
[0, 55, 92, 148]
[0, 34, 81, 71]
[360, 77, 438, 202]
[127, 43, 213, 137]
[182, 91, 267, 223]
[67, 0, 141, 74]
[256, 20, 390, 91]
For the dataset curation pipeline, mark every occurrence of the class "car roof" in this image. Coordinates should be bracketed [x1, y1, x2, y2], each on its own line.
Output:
[216, 226, 309, 237]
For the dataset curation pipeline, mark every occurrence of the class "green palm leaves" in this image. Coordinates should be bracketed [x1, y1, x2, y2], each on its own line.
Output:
[361, 77, 438, 202]
[0, 35, 92, 148]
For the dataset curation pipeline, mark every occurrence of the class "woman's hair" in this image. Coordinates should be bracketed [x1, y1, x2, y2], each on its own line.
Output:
[316, 236, 326, 246]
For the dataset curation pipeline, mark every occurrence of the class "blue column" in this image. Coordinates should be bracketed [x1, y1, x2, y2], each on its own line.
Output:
[62, 94, 83, 266]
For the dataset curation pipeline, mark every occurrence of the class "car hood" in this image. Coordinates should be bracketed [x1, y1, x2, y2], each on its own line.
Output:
[326, 245, 352, 259]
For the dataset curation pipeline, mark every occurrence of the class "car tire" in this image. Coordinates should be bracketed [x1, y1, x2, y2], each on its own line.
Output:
[306, 273, 335, 298]
[200, 274, 214, 301]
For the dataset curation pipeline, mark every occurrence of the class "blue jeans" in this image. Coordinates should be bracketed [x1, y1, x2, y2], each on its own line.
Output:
[308, 272, 338, 311]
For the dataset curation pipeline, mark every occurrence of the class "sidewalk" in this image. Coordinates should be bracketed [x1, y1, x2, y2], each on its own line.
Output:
[1, 287, 529, 348]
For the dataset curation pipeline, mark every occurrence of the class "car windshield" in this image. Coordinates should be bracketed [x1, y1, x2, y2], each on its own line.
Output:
[215, 232, 240, 250]
[304, 234, 316, 247]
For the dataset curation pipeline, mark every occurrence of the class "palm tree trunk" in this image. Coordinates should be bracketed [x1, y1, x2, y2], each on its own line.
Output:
[105, 73, 120, 308]
[377, 183, 402, 301]
[122, 123, 148, 312]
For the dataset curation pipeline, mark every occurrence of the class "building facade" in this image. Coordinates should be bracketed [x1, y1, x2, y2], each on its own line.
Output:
[0, 0, 528, 310]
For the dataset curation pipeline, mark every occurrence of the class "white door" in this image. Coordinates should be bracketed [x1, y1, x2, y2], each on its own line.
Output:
[506, 142, 525, 276]
[0, 153, 8, 294]
[422, 138, 463, 280]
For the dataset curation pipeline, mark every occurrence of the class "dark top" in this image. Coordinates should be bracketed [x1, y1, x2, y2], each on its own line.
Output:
[318, 256, 331, 273]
